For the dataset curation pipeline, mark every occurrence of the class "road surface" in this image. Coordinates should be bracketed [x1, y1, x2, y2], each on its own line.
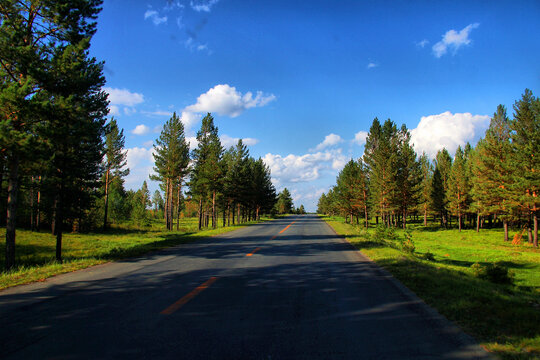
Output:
[0, 215, 489, 359]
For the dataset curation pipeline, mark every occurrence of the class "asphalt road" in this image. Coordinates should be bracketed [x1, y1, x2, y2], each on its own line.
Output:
[0, 215, 490, 359]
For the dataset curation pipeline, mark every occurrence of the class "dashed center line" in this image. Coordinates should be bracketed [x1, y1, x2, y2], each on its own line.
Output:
[160, 277, 218, 315]
[160, 219, 298, 315]
[279, 221, 296, 234]
[246, 247, 261, 256]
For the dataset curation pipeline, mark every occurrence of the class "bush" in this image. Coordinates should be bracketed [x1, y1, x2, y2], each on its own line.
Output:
[401, 228, 415, 254]
[372, 225, 387, 243]
[422, 250, 435, 261]
[471, 262, 515, 285]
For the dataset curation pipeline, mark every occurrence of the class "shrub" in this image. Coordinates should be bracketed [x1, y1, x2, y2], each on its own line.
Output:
[423, 250, 435, 261]
[401, 229, 415, 254]
[471, 262, 515, 285]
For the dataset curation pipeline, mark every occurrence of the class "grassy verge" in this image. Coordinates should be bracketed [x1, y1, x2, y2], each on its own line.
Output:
[0, 216, 272, 290]
[322, 216, 540, 360]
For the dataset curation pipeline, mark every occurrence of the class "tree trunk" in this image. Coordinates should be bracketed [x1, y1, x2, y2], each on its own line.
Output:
[503, 220, 509, 242]
[364, 206, 368, 228]
[176, 183, 181, 231]
[55, 192, 63, 263]
[103, 168, 110, 230]
[30, 177, 35, 231]
[528, 218, 533, 244]
[212, 191, 216, 229]
[458, 211, 462, 232]
[423, 207, 427, 227]
[402, 210, 406, 229]
[533, 212, 538, 248]
[36, 177, 41, 231]
[5, 156, 20, 271]
[198, 199, 202, 231]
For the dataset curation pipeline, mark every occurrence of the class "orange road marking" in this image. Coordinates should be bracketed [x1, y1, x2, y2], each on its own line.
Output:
[160, 277, 218, 315]
[279, 221, 296, 234]
[246, 247, 261, 257]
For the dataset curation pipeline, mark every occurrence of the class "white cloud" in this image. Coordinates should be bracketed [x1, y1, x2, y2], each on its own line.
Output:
[416, 39, 429, 48]
[367, 62, 378, 69]
[132, 124, 150, 135]
[220, 134, 259, 148]
[313, 133, 343, 151]
[186, 136, 198, 150]
[124, 147, 156, 189]
[144, 9, 167, 25]
[142, 110, 174, 117]
[432, 23, 479, 58]
[109, 105, 120, 116]
[353, 131, 368, 146]
[104, 87, 144, 107]
[410, 111, 490, 159]
[190, 0, 219, 12]
[142, 140, 153, 148]
[185, 84, 276, 118]
[124, 107, 136, 116]
[180, 110, 201, 130]
[263, 149, 347, 184]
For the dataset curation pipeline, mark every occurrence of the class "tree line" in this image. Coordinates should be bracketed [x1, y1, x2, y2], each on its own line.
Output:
[150, 112, 277, 231]
[0, 1, 280, 271]
[318, 90, 539, 247]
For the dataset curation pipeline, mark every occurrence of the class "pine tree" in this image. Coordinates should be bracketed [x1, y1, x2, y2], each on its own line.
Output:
[249, 158, 276, 220]
[509, 89, 540, 246]
[190, 113, 223, 229]
[417, 153, 433, 226]
[470, 105, 513, 238]
[447, 146, 470, 231]
[152, 190, 164, 217]
[1, 0, 106, 269]
[103, 118, 129, 230]
[364, 118, 399, 226]
[276, 188, 294, 214]
[434, 148, 452, 227]
[395, 124, 420, 229]
[151, 113, 190, 230]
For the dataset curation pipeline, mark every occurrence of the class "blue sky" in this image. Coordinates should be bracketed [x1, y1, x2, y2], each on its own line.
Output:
[91, 0, 540, 211]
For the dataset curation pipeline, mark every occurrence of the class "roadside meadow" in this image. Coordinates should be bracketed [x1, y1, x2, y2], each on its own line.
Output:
[323, 215, 540, 359]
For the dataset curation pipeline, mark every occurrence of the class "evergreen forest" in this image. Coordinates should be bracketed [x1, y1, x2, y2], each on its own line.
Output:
[318, 89, 539, 248]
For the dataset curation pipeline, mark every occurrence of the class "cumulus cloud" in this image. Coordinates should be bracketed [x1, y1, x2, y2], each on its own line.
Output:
[190, 0, 219, 12]
[410, 111, 490, 158]
[104, 87, 144, 107]
[132, 124, 150, 135]
[432, 23, 479, 58]
[313, 133, 343, 151]
[185, 84, 276, 118]
[353, 131, 368, 146]
[124, 147, 155, 189]
[186, 136, 198, 150]
[367, 62, 378, 69]
[180, 110, 201, 130]
[220, 134, 259, 148]
[144, 9, 167, 25]
[109, 105, 120, 116]
[263, 149, 347, 184]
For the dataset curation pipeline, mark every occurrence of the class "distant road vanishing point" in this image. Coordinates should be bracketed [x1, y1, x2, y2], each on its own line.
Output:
[0, 215, 490, 359]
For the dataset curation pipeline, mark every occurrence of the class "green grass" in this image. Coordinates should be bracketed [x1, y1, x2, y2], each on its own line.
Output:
[0, 216, 272, 290]
[322, 216, 540, 360]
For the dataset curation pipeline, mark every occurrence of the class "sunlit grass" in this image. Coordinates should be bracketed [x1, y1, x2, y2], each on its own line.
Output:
[0, 216, 272, 290]
[322, 216, 540, 360]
